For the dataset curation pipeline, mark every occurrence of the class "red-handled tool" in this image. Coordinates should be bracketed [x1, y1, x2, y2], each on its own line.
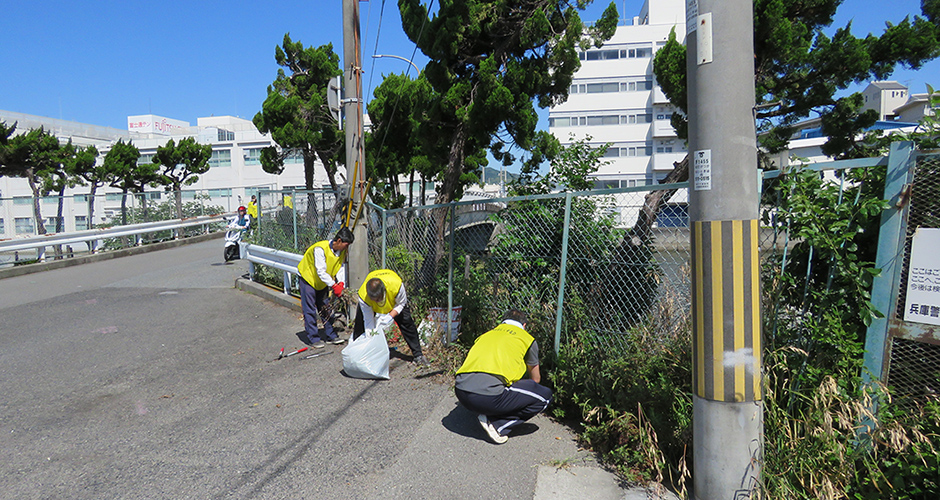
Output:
[282, 347, 308, 358]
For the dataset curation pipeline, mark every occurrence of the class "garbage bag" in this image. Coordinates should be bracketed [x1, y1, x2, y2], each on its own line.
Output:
[342, 329, 390, 380]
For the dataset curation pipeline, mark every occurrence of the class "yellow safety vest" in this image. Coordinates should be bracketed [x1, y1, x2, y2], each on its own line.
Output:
[298, 240, 345, 290]
[357, 269, 403, 314]
[246, 201, 257, 218]
[456, 323, 534, 386]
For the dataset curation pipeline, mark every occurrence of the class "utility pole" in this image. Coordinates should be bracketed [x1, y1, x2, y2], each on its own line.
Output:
[343, 0, 369, 299]
[686, 0, 762, 498]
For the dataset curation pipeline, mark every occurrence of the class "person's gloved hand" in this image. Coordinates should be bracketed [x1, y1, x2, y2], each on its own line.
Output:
[375, 313, 394, 332]
[331, 282, 345, 296]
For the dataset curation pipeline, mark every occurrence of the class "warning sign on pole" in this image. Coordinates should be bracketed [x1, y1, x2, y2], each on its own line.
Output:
[904, 227, 940, 326]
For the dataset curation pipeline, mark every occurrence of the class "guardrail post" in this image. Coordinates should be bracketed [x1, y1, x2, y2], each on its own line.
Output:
[283, 270, 291, 295]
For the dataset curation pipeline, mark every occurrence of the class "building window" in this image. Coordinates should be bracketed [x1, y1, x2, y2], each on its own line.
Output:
[74, 194, 89, 203]
[209, 149, 232, 168]
[549, 117, 573, 127]
[0, 218, 4, 234]
[656, 146, 674, 153]
[592, 179, 620, 190]
[15, 217, 34, 234]
[625, 113, 652, 124]
[586, 82, 620, 94]
[244, 148, 263, 166]
[46, 217, 63, 231]
[627, 81, 653, 91]
[138, 153, 154, 165]
[602, 148, 621, 158]
[105, 193, 123, 202]
[284, 149, 304, 164]
[13, 196, 31, 205]
[208, 189, 233, 198]
[42, 196, 59, 205]
[587, 115, 620, 126]
[75, 215, 88, 231]
[217, 129, 235, 142]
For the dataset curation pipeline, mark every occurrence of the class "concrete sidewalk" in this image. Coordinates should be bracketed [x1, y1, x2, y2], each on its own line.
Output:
[236, 275, 682, 500]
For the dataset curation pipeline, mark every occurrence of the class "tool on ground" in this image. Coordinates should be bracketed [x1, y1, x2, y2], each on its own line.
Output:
[277, 347, 285, 360]
[282, 347, 309, 358]
[302, 351, 334, 360]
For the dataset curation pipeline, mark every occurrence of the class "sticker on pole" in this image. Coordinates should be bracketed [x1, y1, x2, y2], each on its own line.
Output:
[686, 0, 698, 35]
[904, 227, 940, 326]
[693, 149, 712, 191]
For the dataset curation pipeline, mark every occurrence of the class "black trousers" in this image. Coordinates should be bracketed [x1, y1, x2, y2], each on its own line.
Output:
[455, 380, 553, 436]
[353, 303, 422, 358]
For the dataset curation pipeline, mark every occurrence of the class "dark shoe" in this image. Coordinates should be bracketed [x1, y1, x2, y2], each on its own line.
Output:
[413, 355, 430, 367]
[311, 341, 326, 349]
[327, 337, 346, 345]
[477, 414, 507, 444]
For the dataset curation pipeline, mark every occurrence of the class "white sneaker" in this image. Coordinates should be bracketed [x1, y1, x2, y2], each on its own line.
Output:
[477, 414, 508, 444]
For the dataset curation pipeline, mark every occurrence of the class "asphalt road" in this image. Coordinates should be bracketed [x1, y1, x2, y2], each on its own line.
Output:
[0, 239, 646, 500]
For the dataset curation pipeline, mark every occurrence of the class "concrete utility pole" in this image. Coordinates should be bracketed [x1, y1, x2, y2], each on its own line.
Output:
[343, 0, 369, 299]
[685, 0, 763, 498]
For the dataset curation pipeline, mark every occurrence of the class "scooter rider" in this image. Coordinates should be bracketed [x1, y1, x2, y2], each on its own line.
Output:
[223, 206, 251, 262]
[230, 206, 251, 232]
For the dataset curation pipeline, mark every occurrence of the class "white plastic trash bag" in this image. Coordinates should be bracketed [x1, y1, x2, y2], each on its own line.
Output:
[342, 329, 390, 380]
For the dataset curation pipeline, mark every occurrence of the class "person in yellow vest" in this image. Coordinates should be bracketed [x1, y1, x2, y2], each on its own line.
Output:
[353, 269, 429, 366]
[246, 195, 258, 219]
[455, 310, 552, 444]
[297, 227, 354, 348]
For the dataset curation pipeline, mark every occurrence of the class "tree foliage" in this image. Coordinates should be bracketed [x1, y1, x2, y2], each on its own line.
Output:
[0, 126, 66, 235]
[399, 0, 618, 205]
[365, 72, 448, 208]
[397, 0, 618, 288]
[653, 0, 940, 158]
[254, 34, 344, 193]
[103, 139, 149, 225]
[152, 137, 212, 219]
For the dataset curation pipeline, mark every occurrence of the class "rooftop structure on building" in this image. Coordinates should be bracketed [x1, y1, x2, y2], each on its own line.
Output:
[770, 81, 931, 167]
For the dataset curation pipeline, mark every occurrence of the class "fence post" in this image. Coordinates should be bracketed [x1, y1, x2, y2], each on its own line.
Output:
[447, 204, 456, 345]
[291, 189, 298, 250]
[863, 142, 916, 387]
[553, 193, 574, 355]
[381, 206, 388, 269]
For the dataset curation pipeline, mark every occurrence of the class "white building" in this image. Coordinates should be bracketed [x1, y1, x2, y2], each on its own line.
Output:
[548, 0, 687, 191]
[0, 110, 321, 238]
[770, 81, 927, 167]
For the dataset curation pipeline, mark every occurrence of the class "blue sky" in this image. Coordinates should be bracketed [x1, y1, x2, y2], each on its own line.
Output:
[1, 1, 937, 137]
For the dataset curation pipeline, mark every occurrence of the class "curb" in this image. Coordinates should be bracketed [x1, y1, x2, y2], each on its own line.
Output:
[235, 276, 301, 313]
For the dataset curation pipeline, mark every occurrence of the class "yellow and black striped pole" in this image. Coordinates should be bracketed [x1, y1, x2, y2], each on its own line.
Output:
[691, 219, 761, 403]
[686, 0, 763, 498]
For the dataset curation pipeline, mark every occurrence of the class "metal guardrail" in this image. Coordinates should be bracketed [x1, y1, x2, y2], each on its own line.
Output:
[0, 214, 231, 261]
[241, 243, 302, 295]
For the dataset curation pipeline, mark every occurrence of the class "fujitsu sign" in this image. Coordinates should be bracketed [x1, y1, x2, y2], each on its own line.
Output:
[127, 114, 190, 135]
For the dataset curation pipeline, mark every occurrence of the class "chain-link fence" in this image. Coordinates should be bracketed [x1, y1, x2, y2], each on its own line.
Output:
[887, 152, 940, 410]
[252, 188, 346, 252]
[368, 186, 692, 353]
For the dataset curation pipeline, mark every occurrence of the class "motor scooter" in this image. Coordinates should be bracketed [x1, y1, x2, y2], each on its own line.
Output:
[223, 221, 245, 262]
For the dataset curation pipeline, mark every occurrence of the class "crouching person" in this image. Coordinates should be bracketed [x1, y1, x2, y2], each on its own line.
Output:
[454, 309, 552, 444]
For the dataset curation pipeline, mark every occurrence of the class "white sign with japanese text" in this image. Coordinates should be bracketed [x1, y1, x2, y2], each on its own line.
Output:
[904, 227, 940, 326]
[693, 149, 712, 191]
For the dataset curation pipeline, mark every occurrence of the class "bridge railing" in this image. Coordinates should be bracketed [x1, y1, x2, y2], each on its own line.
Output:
[0, 214, 231, 263]
[240, 243, 302, 296]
